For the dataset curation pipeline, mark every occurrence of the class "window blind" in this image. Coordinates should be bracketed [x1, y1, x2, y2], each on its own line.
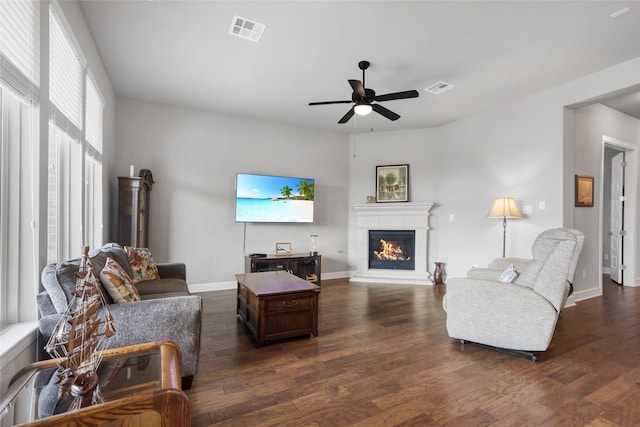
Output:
[0, 0, 39, 327]
[85, 74, 103, 155]
[0, 0, 39, 102]
[49, 8, 82, 134]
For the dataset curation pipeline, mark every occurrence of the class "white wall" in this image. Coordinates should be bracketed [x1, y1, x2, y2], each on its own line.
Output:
[437, 97, 566, 277]
[114, 99, 350, 286]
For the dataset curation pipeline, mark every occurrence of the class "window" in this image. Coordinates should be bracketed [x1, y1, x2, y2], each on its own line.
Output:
[47, 5, 103, 264]
[47, 123, 83, 263]
[84, 74, 104, 250]
[85, 155, 103, 249]
[85, 74, 103, 154]
[0, 0, 39, 328]
[0, 0, 40, 99]
[0, 1, 105, 332]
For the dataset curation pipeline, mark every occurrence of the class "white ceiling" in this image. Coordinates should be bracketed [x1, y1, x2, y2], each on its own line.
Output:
[78, 1, 640, 133]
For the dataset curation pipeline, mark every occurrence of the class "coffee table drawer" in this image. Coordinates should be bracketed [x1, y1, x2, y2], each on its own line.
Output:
[264, 294, 314, 312]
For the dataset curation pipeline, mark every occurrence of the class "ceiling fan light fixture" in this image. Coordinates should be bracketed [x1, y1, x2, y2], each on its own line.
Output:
[354, 104, 372, 116]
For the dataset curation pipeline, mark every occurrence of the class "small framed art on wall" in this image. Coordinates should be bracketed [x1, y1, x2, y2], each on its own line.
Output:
[575, 175, 594, 207]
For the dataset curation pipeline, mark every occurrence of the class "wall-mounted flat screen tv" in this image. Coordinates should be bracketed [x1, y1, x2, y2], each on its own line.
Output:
[235, 173, 315, 223]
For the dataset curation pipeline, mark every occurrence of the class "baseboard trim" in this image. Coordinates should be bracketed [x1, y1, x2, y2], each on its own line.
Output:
[189, 271, 352, 293]
[563, 295, 577, 308]
[189, 281, 236, 292]
[572, 287, 603, 303]
[321, 271, 351, 280]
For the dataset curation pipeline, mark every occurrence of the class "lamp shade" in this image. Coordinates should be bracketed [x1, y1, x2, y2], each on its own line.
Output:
[487, 198, 522, 218]
[354, 104, 372, 116]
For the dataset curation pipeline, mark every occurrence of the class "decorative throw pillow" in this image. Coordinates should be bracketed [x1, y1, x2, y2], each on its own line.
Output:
[125, 246, 160, 284]
[99, 257, 140, 303]
[498, 264, 520, 283]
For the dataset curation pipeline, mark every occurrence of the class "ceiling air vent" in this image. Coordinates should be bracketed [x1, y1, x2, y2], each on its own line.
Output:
[424, 82, 455, 95]
[229, 15, 266, 42]
[610, 7, 631, 18]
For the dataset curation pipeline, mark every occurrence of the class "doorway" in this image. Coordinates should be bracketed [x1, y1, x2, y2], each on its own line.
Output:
[600, 136, 638, 288]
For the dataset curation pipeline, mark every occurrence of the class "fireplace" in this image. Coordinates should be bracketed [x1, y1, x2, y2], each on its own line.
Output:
[351, 202, 434, 285]
[369, 230, 415, 271]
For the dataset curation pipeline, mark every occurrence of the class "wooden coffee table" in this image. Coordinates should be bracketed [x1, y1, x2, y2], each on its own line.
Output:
[235, 271, 320, 347]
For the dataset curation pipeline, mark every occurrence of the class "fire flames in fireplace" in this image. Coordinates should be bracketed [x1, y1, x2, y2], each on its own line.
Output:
[369, 230, 415, 270]
[373, 239, 411, 262]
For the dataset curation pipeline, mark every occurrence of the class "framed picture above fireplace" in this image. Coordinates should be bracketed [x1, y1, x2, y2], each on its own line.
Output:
[376, 164, 409, 203]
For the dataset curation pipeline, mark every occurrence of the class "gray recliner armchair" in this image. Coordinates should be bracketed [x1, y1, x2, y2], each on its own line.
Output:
[442, 228, 584, 360]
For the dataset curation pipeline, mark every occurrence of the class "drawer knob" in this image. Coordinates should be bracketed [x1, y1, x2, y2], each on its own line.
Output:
[282, 300, 297, 308]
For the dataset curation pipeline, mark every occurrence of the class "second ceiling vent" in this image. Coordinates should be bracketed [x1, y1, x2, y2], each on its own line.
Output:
[424, 82, 455, 95]
[229, 15, 266, 42]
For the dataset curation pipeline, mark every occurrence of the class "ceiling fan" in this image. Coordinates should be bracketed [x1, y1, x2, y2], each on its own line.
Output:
[309, 60, 419, 124]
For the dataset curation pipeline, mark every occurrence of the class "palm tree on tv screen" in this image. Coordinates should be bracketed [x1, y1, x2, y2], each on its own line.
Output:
[296, 179, 314, 200]
[281, 185, 293, 199]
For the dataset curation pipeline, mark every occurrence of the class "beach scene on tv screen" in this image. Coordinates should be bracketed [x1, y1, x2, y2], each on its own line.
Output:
[236, 174, 314, 222]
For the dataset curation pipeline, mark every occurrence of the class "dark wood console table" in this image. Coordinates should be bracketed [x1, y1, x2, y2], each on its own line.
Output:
[236, 271, 320, 347]
[245, 253, 321, 286]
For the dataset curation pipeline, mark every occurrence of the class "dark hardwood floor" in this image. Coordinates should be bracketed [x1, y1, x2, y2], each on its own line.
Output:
[186, 276, 640, 426]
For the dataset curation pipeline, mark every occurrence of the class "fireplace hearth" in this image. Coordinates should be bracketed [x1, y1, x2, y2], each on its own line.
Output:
[369, 230, 415, 271]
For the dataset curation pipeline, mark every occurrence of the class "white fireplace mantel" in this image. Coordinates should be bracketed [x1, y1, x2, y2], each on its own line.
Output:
[351, 202, 434, 285]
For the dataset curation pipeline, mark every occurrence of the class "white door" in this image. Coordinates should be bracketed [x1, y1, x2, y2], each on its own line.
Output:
[609, 151, 625, 284]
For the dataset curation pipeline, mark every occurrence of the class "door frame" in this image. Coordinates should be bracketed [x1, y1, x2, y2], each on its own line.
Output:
[600, 135, 638, 288]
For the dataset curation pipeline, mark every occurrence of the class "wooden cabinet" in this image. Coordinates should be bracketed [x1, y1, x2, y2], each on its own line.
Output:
[117, 169, 154, 247]
[245, 253, 321, 286]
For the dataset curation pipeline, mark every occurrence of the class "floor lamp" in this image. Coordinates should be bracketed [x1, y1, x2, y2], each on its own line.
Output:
[487, 198, 522, 257]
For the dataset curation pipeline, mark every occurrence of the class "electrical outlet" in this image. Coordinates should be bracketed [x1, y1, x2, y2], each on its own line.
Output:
[539, 201, 546, 210]
[582, 269, 587, 279]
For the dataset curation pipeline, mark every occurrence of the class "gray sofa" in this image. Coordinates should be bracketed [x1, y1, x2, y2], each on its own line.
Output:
[37, 243, 202, 389]
[443, 228, 584, 359]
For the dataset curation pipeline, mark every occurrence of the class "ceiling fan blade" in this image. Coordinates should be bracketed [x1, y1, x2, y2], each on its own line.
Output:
[338, 107, 355, 124]
[309, 100, 353, 106]
[375, 90, 419, 102]
[348, 79, 366, 98]
[372, 103, 400, 121]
